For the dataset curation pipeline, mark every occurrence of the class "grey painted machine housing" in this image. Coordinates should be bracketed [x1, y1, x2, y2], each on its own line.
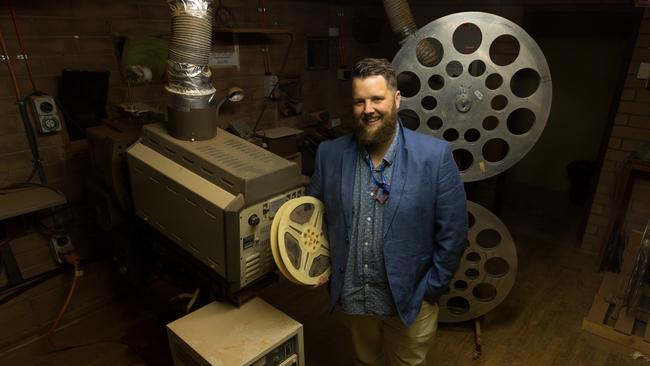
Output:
[127, 123, 303, 291]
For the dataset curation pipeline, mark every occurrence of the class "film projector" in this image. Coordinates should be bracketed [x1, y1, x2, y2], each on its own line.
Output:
[271, 11, 551, 325]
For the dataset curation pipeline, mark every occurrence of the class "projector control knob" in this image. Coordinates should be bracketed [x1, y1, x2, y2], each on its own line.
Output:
[248, 214, 260, 226]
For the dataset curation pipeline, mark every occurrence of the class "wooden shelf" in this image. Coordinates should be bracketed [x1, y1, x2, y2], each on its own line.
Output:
[0, 187, 66, 221]
[213, 26, 291, 34]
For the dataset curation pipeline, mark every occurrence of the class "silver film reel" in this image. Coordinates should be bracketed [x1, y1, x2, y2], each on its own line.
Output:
[439, 201, 517, 323]
[393, 12, 552, 182]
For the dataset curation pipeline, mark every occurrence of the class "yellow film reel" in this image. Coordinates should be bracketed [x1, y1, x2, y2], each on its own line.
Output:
[271, 201, 302, 285]
[270, 196, 330, 285]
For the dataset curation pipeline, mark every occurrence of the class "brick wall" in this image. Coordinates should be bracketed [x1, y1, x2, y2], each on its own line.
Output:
[582, 8, 650, 253]
[0, 0, 385, 193]
[0, 1, 173, 197]
[0, 0, 642, 350]
[0, 0, 172, 350]
[0, 0, 378, 349]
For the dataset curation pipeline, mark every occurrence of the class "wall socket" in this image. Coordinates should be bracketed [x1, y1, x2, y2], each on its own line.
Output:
[28, 94, 62, 134]
[50, 234, 74, 263]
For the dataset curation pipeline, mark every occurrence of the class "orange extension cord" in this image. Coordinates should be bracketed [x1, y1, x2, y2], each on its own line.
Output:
[47, 253, 81, 348]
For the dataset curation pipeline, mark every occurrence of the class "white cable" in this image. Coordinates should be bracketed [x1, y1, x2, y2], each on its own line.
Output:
[186, 287, 200, 313]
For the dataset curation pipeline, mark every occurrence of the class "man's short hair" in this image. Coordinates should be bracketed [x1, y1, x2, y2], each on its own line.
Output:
[352, 58, 398, 91]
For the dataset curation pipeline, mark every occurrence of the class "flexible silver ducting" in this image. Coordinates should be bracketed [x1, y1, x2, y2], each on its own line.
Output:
[165, 0, 217, 141]
[382, 0, 417, 44]
[382, 0, 441, 67]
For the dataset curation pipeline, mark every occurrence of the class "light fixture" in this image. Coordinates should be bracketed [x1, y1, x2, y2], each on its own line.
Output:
[216, 86, 245, 119]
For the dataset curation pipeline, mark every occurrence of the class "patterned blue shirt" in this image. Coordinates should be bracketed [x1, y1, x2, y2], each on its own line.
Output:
[341, 124, 401, 316]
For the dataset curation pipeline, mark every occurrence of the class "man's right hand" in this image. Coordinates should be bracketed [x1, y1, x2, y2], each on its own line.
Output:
[313, 276, 329, 288]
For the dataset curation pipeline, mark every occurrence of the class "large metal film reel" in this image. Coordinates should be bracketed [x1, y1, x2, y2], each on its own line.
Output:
[270, 197, 331, 285]
[393, 12, 552, 182]
[439, 201, 517, 323]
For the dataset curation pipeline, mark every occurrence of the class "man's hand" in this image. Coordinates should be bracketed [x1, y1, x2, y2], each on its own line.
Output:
[313, 276, 329, 288]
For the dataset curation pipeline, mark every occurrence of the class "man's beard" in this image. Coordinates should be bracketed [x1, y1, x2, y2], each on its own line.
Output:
[354, 106, 398, 149]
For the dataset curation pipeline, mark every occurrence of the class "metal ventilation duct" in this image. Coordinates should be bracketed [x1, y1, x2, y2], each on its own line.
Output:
[165, 0, 217, 141]
[382, 0, 441, 69]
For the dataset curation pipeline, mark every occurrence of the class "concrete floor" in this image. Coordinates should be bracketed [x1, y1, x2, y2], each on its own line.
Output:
[0, 188, 643, 365]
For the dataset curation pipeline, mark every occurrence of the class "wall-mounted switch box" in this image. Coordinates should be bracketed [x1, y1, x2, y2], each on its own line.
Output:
[29, 95, 62, 134]
[50, 234, 74, 263]
[264, 74, 279, 99]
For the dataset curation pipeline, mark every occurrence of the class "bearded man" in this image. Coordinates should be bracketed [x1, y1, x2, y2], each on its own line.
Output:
[307, 58, 468, 366]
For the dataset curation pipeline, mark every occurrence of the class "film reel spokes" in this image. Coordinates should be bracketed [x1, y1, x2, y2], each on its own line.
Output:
[439, 201, 517, 323]
[392, 12, 552, 182]
[271, 197, 331, 285]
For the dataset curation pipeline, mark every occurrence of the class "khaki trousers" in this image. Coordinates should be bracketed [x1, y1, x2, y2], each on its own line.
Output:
[341, 301, 439, 366]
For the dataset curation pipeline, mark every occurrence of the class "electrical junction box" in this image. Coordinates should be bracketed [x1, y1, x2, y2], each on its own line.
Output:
[50, 234, 74, 264]
[167, 298, 304, 366]
[264, 74, 279, 99]
[28, 95, 62, 134]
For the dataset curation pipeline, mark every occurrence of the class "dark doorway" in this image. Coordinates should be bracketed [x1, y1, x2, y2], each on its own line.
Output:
[498, 6, 643, 243]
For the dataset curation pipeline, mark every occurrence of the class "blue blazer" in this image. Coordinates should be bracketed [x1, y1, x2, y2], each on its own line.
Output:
[307, 124, 468, 326]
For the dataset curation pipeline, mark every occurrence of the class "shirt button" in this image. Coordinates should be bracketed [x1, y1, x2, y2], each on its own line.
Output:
[367, 217, 372, 222]
[364, 242, 368, 246]
[364, 264, 368, 269]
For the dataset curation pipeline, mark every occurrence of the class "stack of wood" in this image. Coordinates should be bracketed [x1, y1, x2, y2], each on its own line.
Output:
[583, 229, 650, 353]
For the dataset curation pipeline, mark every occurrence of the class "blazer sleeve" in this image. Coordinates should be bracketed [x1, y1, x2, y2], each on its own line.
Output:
[306, 143, 324, 200]
[424, 143, 468, 302]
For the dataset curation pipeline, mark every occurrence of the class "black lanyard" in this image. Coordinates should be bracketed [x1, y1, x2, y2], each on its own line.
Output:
[366, 157, 390, 204]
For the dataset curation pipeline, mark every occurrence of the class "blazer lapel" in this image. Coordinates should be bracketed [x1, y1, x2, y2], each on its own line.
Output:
[383, 128, 408, 239]
[340, 136, 356, 238]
